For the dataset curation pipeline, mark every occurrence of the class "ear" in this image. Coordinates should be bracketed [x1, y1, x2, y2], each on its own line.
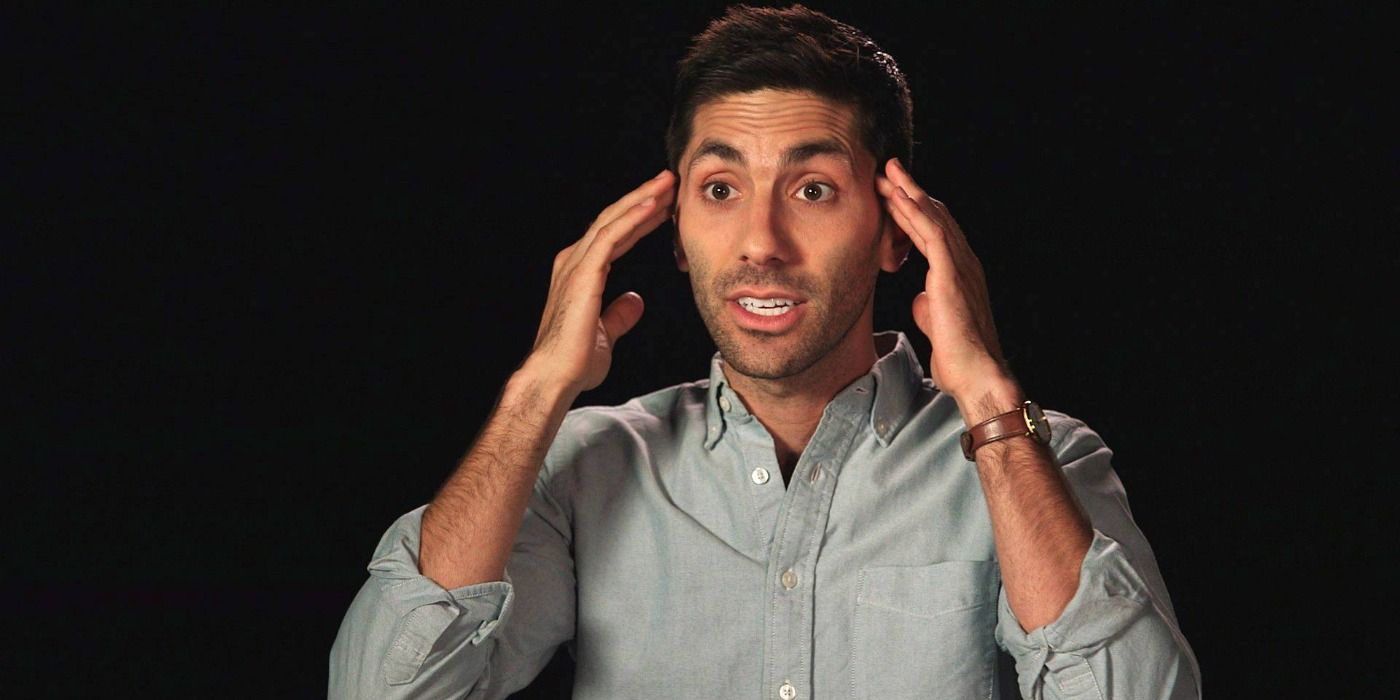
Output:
[877, 211, 912, 273]
[669, 176, 691, 272]
[672, 212, 690, 272]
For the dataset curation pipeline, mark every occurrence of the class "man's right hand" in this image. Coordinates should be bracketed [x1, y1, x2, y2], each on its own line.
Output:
[522, 169, 677, 396]
[420, 170, 677, 589]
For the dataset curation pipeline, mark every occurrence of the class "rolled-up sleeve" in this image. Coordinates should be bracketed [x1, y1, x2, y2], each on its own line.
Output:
[330, 463, 577, 699]
[996, 413, 1201, 699]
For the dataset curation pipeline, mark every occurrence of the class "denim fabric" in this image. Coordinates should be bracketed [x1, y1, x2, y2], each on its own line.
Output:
[330, 331, 1199, 699]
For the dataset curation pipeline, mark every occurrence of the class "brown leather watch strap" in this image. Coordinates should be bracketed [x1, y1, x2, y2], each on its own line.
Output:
[959, 406, 1030, 460]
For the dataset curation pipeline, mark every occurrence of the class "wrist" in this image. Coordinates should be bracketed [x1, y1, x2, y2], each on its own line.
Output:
[952, 374, 1025, 427]
[508, 357, 582, 413]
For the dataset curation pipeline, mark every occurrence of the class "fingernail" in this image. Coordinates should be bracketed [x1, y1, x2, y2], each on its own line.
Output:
[653, 169, 670, 180]
[892, 157, 904, 170]
[641, 196, 656, 207]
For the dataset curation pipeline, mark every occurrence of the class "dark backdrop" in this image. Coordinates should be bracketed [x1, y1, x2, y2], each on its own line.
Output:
[9, 3, 1393, 697]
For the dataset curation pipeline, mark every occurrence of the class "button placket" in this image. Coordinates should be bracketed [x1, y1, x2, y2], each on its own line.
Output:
[758, 407, 865, 700]
[736, 428, 785, 553]
[762, 452, 836, 700]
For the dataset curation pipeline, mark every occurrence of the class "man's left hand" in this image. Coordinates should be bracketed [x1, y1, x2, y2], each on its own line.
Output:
[877, 158, 1021, 423]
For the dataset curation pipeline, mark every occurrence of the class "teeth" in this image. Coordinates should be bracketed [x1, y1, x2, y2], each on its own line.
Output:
[737, 296, 797, 316]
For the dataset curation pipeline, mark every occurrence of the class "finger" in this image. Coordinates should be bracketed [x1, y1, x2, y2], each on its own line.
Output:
[583, 188, 674, 266]
[552, 240, 580, 275]
[884, 158, 931, 203]
[564, 196, 660, 292]
[601, 291, 645, 343]
[586, 170, 676, 239]
[887, 191, 969, 306]
[911, 292, 948, 387]
[883, 189, 938, 260]
[886, 186, 980, 287]
[873, 173, 896, 196]
[887, 187, 953, 259]
[911, 291, 932, 338]
[877, 174, 926, 214]
[884, 158, 953, 225]
[878, 175, 936, 254]
[875, 174, 900, 198]
[568, 173, 675, 271]
[560, 195, 667, 306]
[605, 192, 675, 263]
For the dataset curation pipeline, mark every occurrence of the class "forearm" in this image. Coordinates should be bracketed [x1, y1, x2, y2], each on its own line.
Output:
[959, 378, 1092, 632]
[420, 360, 577, 589]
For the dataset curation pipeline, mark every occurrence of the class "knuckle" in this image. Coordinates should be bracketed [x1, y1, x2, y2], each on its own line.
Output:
[598, 221, 632, 243]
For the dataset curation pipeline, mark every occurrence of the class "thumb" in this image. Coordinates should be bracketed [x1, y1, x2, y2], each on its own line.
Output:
[601, 291, 645, 343]
[911, 291, 932, 339]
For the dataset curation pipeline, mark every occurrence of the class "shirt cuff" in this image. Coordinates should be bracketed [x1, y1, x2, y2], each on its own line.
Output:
[996, 529, 1151, 689]
[367, 506, 517, 684]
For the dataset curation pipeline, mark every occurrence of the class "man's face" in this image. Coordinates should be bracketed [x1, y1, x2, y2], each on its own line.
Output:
[675, 89, 902, 380]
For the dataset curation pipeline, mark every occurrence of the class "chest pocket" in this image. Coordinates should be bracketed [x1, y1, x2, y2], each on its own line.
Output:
[851, 560, 1000, 699]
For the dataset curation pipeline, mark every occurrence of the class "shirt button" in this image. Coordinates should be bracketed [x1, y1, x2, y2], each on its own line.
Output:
[876, 419, 889, 435]
[719, 396, 732, 412]
[750, 467, 770, 485]
[778, 681, 797, 700]
[781, 569, 798, 590]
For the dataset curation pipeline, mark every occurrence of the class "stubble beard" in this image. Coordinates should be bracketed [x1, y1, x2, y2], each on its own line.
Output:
[689, 257, 878, 381]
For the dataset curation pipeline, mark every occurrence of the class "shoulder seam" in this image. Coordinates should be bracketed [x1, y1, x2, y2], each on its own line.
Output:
[564, 378, 710, 418]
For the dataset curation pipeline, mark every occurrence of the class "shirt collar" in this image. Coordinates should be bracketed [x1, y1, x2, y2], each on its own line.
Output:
[702, 330, 927, 449]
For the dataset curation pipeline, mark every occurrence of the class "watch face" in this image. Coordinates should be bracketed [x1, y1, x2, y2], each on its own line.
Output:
[1024, 401, 1051, 444]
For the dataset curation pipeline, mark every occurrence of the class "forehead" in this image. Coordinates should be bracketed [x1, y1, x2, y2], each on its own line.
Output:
[685, 89, 864, 166]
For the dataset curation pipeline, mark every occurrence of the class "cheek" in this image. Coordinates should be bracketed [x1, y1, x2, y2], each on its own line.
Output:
[797, 205, 882, 259]
[676, 207, 731, 269]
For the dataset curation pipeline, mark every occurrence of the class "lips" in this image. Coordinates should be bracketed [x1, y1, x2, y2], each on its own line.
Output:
[735, 296, 799, 316]
[726, 287, 806, 303]
[726, 292, 806, 333]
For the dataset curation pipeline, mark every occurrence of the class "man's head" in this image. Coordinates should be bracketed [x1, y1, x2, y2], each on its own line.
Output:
[665, 4, 913, 177]
[667, 5, 915, 382]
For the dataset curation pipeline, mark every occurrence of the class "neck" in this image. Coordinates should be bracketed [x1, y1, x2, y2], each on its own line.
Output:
[722, 320, 880, 473]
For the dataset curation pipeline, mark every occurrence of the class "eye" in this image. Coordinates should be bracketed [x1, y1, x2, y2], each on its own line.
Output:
[704, 182, 733, 201]
[796, 181, 835, 202]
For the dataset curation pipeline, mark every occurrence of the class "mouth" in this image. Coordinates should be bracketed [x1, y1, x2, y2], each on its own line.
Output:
[734, 296, 800, 317]
[726, 292, 807, 333]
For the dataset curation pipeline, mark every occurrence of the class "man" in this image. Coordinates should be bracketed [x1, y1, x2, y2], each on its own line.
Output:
[330, 5, 1199, 698]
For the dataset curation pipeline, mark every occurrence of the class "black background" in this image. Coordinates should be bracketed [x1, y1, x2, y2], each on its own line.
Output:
[9, 2, 1394, 697]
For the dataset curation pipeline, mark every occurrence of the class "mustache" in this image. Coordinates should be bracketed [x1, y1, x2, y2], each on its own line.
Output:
[712, 266, 816, 297]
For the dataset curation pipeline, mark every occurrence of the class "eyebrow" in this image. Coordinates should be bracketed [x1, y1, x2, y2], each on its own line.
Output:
[781, 138, 854, 170]
[687, 139, 745, 173]
[686, 137, 855, 174]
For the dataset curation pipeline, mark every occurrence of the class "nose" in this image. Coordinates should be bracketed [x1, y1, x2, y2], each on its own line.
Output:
[738, 190, 793, 267]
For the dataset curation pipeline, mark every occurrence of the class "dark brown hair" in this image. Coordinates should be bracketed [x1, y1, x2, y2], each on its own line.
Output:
[665, 4, 913, 172]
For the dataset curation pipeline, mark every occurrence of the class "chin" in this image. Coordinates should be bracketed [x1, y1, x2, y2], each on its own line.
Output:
[712, 326, 831, 381]
[721, 350, 804, 380]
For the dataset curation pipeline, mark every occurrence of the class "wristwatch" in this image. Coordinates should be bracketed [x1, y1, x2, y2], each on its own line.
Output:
[959, 400, 1051, 460]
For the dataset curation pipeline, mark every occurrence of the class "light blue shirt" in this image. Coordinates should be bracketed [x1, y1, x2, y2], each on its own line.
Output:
[330, 331, 1199, 698]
